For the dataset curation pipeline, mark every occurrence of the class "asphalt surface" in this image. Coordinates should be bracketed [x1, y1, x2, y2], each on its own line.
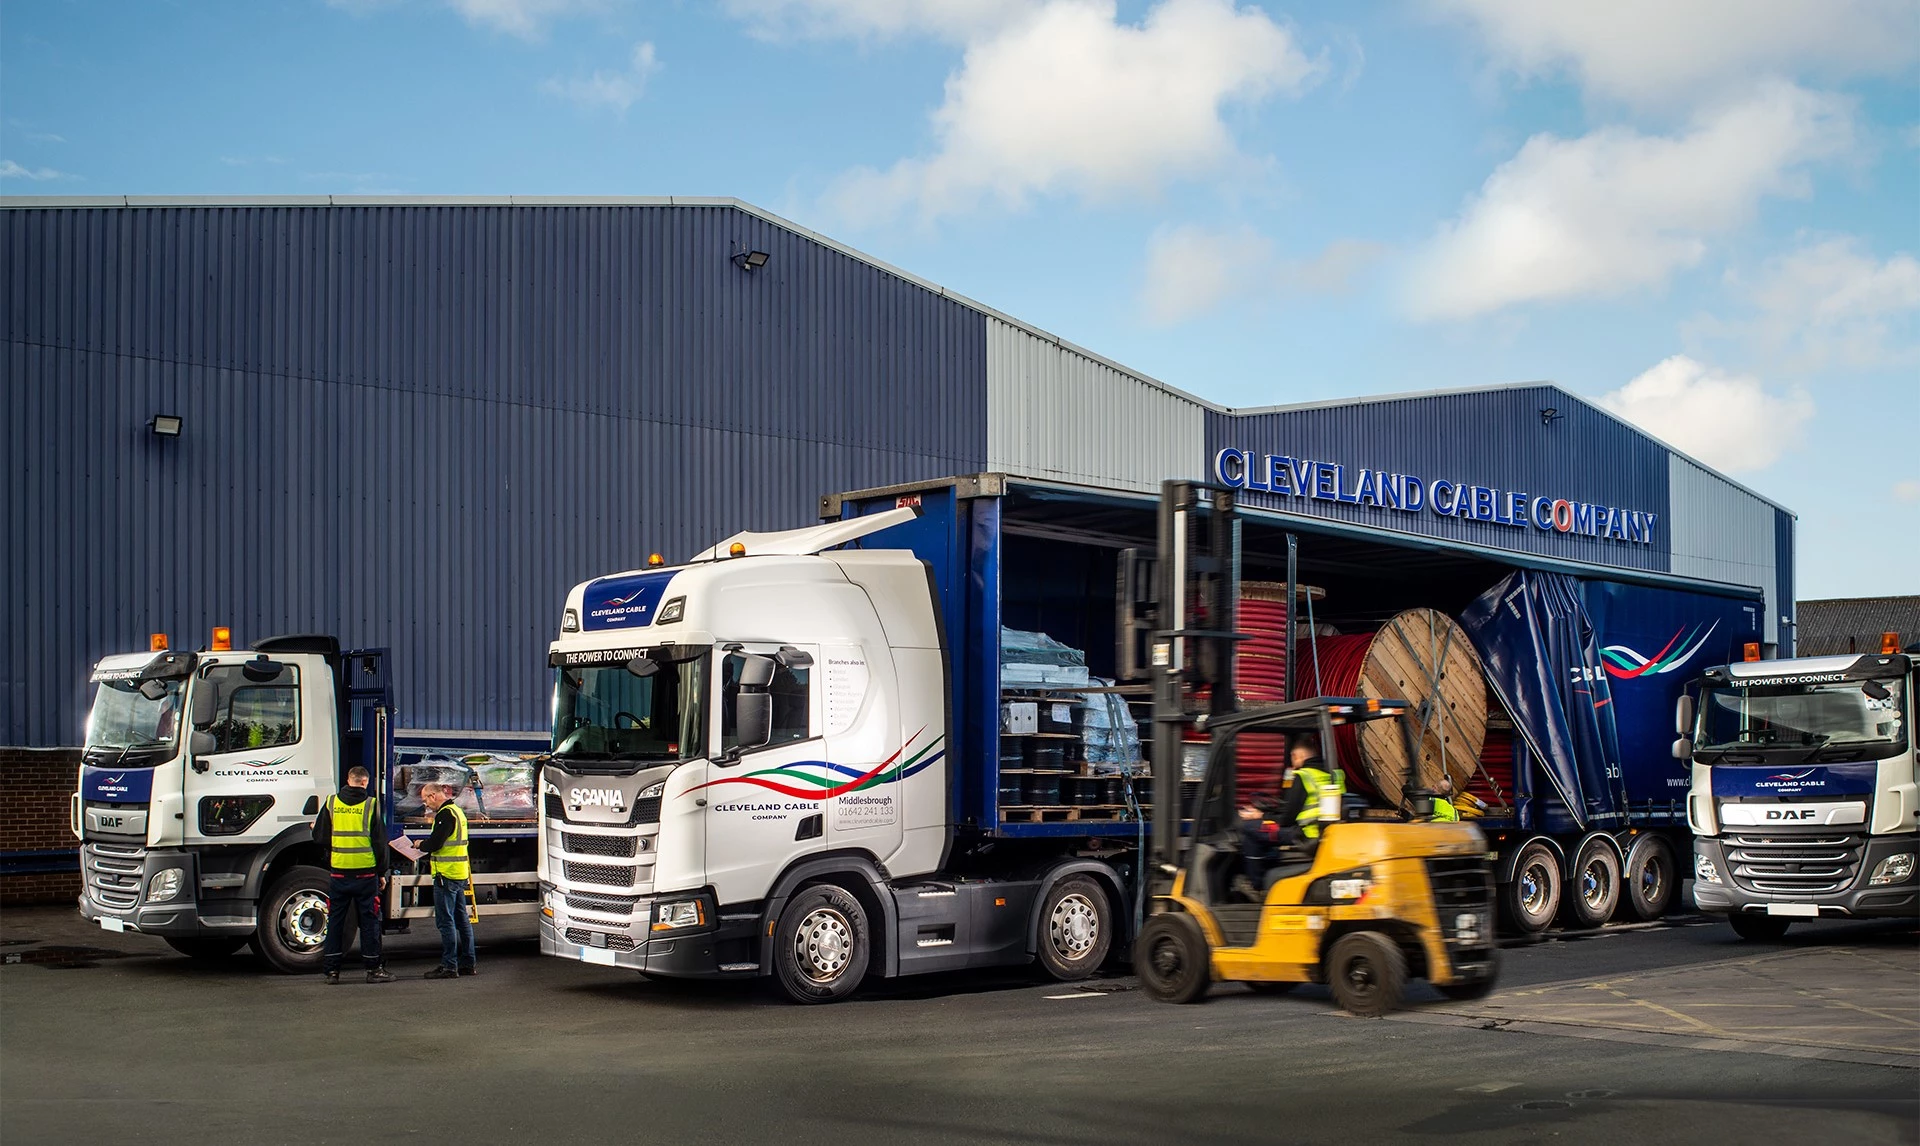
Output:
[2, 905, 1915, 1145]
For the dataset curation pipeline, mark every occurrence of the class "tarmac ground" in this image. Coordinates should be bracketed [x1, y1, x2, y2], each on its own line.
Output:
[2, 903, 1914, 1145]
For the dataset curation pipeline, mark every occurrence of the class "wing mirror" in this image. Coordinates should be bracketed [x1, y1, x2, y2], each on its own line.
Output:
[1674, 694, 1694, 736]
[1671, 736, 1692, 762]
[730, 654, 778, 752]
[190, 682, 221, 730]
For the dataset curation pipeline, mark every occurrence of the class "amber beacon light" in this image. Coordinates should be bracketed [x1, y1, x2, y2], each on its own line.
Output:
[1882, 632, 1901, 655]
[211, 626, 233, 651]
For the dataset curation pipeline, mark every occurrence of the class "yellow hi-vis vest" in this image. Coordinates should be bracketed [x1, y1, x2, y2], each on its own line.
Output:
[430, 802, 470, 881]
[1431, 797, 1460, 822]
[1295, 767, 1347, 839]
[327, 795, 377, 871]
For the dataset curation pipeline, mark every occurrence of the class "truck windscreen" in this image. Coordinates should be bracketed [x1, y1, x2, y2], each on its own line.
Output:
[552, 654, 708, 767]
[86, 679, 183, 755]
[1697, 677, 1908, 764]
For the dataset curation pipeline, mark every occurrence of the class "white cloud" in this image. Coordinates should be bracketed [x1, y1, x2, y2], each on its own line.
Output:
[1599, 355, 1812, 473]
[1722, 237, 1920, 370]
[825, 0, 1323, 223]
[1140, 225, 1383, 325]
[446, 0, 605, 40]
[542, 40, 659, 114]
[722, 0, 1036, 42]
[1432, 0, 1918, 109]
[1405, 82, 1850, 320]
[0, 160, 70, 180]
[1894, 480, 1920, 503]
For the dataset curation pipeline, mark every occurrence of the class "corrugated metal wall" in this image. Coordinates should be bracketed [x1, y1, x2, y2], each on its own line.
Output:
[1, 203, 987, 745]
[984, 317, 1204, 491]
[1207, 387, 1674, 571]
[1668, 455, 1781, 644]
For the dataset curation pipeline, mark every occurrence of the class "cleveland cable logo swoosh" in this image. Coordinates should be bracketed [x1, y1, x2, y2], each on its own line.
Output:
[683, 731, 946, 801]
[1600, 621, 1719, 680]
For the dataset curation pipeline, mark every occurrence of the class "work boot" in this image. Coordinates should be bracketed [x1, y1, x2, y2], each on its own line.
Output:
[323, 971, 341, 985]
[423, 966, 460, 980]
[458, 965, 478, 977]
[366, 967, 395, 984]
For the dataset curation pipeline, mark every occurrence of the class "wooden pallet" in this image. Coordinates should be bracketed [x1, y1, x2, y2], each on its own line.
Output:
[999, 805, 1134, 823]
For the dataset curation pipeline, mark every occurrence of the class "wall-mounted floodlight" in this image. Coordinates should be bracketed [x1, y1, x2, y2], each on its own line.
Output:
[1539, 407, 1563, 426]
[731, 249, 771, 272]
[149, 414, 183, 437]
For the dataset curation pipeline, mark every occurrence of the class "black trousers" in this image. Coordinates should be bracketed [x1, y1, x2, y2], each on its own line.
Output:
[323, 872, 383, 973]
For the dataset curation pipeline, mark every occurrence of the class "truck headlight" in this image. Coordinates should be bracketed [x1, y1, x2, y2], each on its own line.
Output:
[147, 868, 185, 903]
[652, 898, 705, 932]
[1329, 877, 1371, 901]
[639, 781, 665, 800]
[1694, 855, 1723, 885]
[1869, 853, 1915, 886]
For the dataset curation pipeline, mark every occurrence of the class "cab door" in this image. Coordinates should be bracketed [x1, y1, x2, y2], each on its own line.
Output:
[699, 646, 836, 905]
[184, 656, 331, 848]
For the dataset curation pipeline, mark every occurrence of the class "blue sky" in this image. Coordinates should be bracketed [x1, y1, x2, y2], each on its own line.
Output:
[5, 0, 1917, 599]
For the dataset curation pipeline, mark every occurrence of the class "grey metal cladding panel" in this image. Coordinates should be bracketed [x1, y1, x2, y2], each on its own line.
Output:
[1206, 386, 1671, 571]
[1667, 454, 1778, 637]
[1775, 508, 1795, 653]
[1, 204, 988, 744]
[984, 317, 1205, 491]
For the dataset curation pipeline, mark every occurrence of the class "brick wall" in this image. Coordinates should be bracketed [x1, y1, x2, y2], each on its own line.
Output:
[1, 747, 82, 904]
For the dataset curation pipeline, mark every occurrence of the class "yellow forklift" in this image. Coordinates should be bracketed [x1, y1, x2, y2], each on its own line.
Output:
[1125, 483, 1499, 1015]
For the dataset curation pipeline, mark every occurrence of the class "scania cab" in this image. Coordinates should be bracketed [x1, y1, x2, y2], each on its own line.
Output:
[1682, 640, 1918, 938]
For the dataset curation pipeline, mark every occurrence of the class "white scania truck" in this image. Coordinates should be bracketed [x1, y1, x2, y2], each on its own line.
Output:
[1683, 644, 1918, 938]
[76, 634, 539, 971]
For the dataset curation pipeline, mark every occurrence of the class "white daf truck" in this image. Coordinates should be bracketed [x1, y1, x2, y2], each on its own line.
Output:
[76, 633, 539, 971]
[1682, 644, 1918, 938]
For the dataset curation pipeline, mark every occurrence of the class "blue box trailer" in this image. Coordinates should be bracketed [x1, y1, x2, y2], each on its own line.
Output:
[826, 474, 1764, 932]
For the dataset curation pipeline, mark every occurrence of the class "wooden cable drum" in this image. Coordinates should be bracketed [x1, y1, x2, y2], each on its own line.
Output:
[1294, 608, 1487, 807]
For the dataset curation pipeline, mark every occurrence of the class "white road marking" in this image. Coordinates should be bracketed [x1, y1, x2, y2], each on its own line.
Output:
[1044, 992, 1104, 1000]
[1458, 1081, 1520, 1094]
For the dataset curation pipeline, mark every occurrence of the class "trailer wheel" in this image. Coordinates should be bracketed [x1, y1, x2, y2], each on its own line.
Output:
[1728, 913, 1792, 942]
[1036, 876, 1111, 981]
[1326, 931, 1406, 1018]
[1501, 841, 1561, 934]
[1621, 836, 1677, 921]
[164, 936, 248, 961]
[1135, 913, 1211, 1004]
[250, 865, 335, 975]
[1560, 837, 1621, 930]
[772, 884, 870, 1004]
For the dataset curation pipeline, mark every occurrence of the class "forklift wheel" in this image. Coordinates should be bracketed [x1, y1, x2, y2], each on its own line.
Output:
[1326, 931, 1406, 1018]
[1135, 914, 1211, 1004]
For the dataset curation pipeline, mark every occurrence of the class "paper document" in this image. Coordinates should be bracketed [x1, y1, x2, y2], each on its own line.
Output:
[389, 836, 425, 862]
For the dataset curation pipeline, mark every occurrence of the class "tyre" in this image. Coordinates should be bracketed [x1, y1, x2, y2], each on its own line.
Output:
[1135, 913, 1211, 1004]
[772, 884, 871, 1004]
[164, 935, 249, 961]
[250, 865, 335, 974]
[1436, 949, 1500, 1001]
[1728, 913, 1792, 942]
[1501, 841, 1561, 934]
[1036, 875, 1112, 981]
[1244, 980, 1296, 995]
[1560, 836, 1622, 930]
[1621, 835, 1678, 921]
[1326, 931, 1407, 1018]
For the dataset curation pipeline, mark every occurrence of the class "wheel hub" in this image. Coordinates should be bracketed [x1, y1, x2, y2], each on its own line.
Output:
[1582, 862, 1611, 908]
[795, 907, 852, 983]
[281, 890, 328, 951]
[1049, 893, 1099, 961]
[1519, 864, 1548, 913]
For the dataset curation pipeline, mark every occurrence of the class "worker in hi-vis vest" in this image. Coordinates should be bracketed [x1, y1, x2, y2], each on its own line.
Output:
[417, 782, 477, 979]
[313, 765, 394, 983]
[1276, 731, 1346, 846]
[1430, 774, 1461, 822]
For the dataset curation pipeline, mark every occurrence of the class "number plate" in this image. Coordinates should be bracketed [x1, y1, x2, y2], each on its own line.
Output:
[1765, 903, 1819, 917]
[579, 945, 616, 966]
[98, 916, 126, 933]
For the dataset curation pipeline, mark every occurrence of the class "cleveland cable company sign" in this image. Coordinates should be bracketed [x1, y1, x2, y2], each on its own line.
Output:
[1211, 448, 1659, 546]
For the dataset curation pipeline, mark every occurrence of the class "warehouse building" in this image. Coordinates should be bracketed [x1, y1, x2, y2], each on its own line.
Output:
[1, 197, 1793, 894]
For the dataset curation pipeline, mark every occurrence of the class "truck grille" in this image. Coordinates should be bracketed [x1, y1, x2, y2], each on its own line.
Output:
[563, 861, 636, 888]
[544, 793, 663, 826]
[566, 891, 641, 917]
[565, 927, 638, 952]
[1725, 832, 1864, 895]
[85, 842, 146, 911]
[563, 832, 636, 859]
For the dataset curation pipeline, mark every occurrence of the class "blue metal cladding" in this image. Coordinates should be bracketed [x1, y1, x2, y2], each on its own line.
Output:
[1775, 507, 1796, 654]
[1, 204, 988, 746]
[1205, 387, 1672, 572]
